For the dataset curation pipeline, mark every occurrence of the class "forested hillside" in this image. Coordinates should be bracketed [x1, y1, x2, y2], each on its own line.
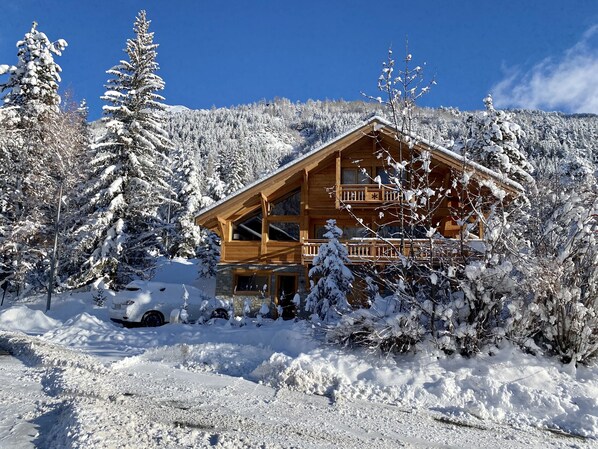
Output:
[165, 99, 598, 207]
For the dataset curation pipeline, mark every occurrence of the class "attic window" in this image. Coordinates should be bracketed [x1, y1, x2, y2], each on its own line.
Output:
[268, 222, 300, 241]
[233, 211, 263, 241]
[270, 189, 300, 216]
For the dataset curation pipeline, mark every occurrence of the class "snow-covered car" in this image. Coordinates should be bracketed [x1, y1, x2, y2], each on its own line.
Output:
[109, 281, 229, 327]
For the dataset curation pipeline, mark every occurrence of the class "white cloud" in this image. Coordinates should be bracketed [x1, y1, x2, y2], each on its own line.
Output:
[492, 25, 598, 114]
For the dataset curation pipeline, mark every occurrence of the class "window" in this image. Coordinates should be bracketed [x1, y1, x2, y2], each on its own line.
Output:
[375, 167, 390, 184]
[234, 206, 301, 242]
[376, 166, 405, 185]
[233, 211, 263, 241]
[377, 224, 428, 239]
[314, 225, 327, 239]
[234, 273, 269, 294]
[314, 224, 369, 239]
[268, 222, 300, 241]
[270, 189, 301, 216]
[341, 168, 370, 184]
[342, 226, 370, 239]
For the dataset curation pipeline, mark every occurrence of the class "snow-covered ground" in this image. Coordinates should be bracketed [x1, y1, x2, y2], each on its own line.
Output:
[0, 259, 596, 448]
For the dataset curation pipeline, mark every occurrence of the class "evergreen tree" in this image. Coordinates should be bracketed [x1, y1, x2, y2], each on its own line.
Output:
[197, 230, 220, 278]
[457, 95, 534, 185]
[73, 10, 173, 287]
[222, 143, 251, 195]
[0, 21, 67, 123]
[168, 145, 203, 258]
[305, 219, 353, 323]
[0, 22, 68, 296]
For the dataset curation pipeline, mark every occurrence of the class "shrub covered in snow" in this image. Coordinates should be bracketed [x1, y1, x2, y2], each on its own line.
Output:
[513, 178, 598, 364]
[328, 293, 426, 353]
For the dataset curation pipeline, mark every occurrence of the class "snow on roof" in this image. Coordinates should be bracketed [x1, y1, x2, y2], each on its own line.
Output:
[195, 116, 524, 220]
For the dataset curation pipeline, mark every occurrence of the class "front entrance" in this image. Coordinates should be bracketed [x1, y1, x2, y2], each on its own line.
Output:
[276, 275, 297, 320]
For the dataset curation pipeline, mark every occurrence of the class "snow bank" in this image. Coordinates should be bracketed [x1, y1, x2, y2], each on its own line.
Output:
[7, 290, 597, 440]
[125, 342, 274, 378]
[0, 305, 62, 334]
[251, 343, 598, 439]
[42, 313, 131, 357]
[110, 320, 319, 374]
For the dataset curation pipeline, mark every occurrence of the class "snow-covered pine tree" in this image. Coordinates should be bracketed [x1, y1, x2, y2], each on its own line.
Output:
[167, 145, 203, 258]
[197, 230, 220, 278]
[0, 121, 20, 293]
[305, 219, 353, 323]
[0, 22, 70, 296]
[206, 174, 227, 202]
[72, 10, 173, 287]
[456, 95, 534, 186]
[0, 21, 67, 123]
[222, 142, 251, 195]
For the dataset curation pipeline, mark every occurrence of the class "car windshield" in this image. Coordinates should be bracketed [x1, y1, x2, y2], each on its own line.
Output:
[125, 287, 141, 291]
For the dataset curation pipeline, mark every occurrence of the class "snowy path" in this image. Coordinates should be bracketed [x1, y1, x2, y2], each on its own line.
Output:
[0, 352, 59, 449]
[0, 333, 592, 449]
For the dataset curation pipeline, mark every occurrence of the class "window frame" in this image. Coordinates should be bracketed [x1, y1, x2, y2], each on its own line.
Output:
[341, 167, 370, 185]
[232, 271, 271, 295]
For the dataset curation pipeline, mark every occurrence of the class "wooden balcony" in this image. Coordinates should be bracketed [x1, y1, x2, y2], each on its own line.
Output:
[302, 238, 481, 265]
[337, 184, 401, 205]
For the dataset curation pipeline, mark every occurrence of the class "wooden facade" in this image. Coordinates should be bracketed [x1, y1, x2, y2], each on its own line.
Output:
[194, 117, 522, 311]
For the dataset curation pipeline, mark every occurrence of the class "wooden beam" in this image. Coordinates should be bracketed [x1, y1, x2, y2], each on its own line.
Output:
[217, 218, 228, 241]
[300, 170, 309, 242]
[260, 193, 268, 256]
[335, 151, 341, 209]
[268, 215, 301, 223]
[371, 135, 377, 181]
[217, 217, 228, 261]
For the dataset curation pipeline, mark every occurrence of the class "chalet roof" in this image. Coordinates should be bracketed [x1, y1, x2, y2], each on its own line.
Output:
[195, 116, 524, 225]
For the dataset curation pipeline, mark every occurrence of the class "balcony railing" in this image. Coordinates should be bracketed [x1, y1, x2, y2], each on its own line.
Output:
[302, 238, 481, 265]
[338, 184, 401, 205]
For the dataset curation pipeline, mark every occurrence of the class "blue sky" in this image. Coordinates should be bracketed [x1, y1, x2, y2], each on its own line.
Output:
[1, 1, 597, 119]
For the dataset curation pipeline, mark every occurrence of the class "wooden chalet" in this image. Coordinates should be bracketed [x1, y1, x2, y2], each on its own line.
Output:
[194, 116, 522, 316]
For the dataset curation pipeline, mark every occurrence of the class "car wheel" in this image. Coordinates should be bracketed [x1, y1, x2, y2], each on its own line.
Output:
[210, 308, 229, 320]
[141, 311, 165, 327]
